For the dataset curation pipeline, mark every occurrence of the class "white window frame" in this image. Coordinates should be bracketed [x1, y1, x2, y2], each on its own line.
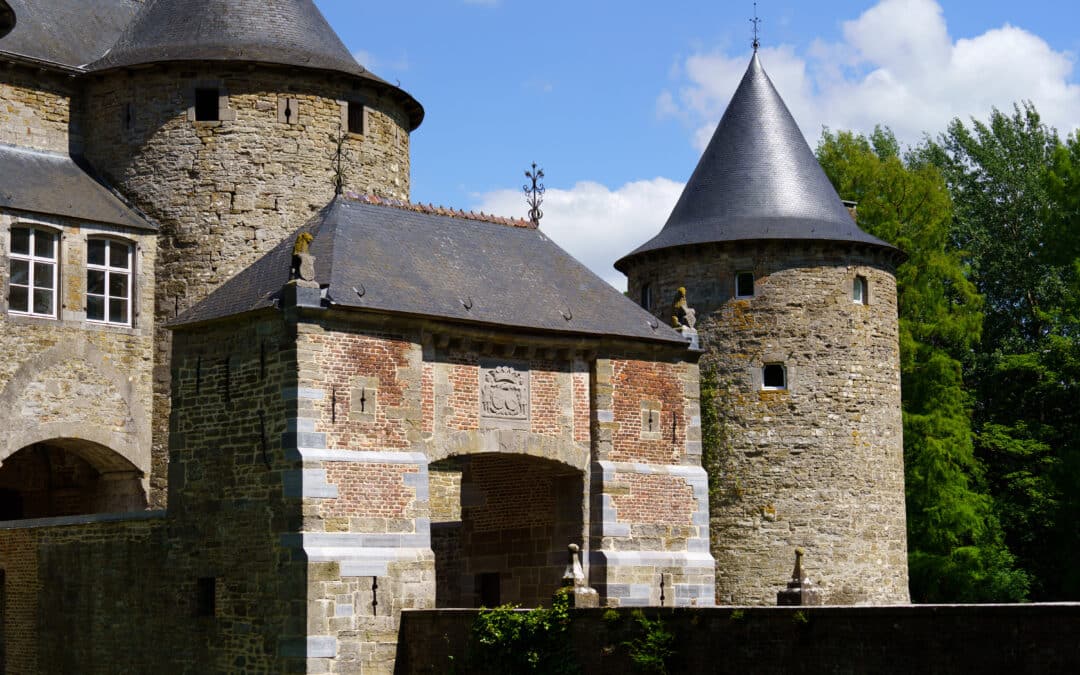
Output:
[735, 271, 755, 298]
[86, 238, 134, 327]
[762, 363, 787, 390]
[8, 225, 59, 319]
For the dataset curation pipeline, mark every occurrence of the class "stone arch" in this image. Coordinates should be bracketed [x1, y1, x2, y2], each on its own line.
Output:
[0, 338, 150, 480]
[428, 451, 586, 608]
[430, 429, 589, 474]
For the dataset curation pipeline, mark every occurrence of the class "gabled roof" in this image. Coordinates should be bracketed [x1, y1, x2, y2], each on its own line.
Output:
[616, 53, 895, 271]
[0, 144, 155, 231]
[88, 0, 423, 129]
[0, 0, 141, 70]
[174, 195, 688, 346]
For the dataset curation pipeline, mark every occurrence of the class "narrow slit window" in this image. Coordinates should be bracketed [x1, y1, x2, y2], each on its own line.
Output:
[762, 364, 787, 390]
[853, 275, 868, 304]
[196, 577, 216, 617]
[640, 283, 653, 311]
[8, 226, 58, 318]
[735, 271, 755, 298]
[347, 102, 365, 135]
[194, 88, 219, 121]
[86, 238, 133, 326]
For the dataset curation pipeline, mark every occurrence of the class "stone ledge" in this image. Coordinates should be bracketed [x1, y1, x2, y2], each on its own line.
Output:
[0, 509, 167, 530]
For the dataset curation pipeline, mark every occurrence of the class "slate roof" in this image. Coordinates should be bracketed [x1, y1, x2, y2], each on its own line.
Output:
[0, 144, 154, 231]
[174, 195, 688, 346]
[88, 0, 423, 130]
[0, 0, 141, 69]
[0, 2, 14, 40]
[616, 53, 896, 272]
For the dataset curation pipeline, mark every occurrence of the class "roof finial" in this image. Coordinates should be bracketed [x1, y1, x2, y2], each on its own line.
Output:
[523, 162, 545, 227]
[751, 2, 762, 52]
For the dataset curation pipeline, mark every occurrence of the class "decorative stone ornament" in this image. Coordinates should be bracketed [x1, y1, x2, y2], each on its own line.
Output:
[777, 548, 823, 606]
[561, 543, 599, 608]
[480, 365, 528, 420]
[289, 232, 318, 288]
[670, 286, 700, 349]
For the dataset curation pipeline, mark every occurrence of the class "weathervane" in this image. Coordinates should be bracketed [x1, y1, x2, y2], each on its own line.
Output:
[330, 124, 348, 195]
[523, 162, 545, 226]
[751, 2, 762, 52]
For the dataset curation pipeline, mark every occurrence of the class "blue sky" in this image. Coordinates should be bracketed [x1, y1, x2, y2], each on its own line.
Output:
[317, 0, 1080, 287]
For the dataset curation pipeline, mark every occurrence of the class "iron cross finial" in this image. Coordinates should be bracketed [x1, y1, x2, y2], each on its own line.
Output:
[751, 2, 762, 52]
[523, 162, 545, 226]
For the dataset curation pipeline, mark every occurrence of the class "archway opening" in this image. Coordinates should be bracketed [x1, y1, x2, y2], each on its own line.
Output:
[0, 439, 146, 520]
[429, 453, 585, 608]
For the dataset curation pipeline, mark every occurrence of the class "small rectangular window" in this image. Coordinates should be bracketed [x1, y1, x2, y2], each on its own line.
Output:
[640, 283, 653, 311]
[853, 275, 868, 304]
[347, 102, 365, 135]
[196, 577, 216, 617]
[735, 271, 754, 298]
[86, 238, 133, 326]
[8, 226, 58, 318]
[194, 88, 219, 121]
[763, 363, 787, 390]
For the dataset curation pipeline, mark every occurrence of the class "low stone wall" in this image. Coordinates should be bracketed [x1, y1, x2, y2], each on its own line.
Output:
[396, 604, 1080, 674]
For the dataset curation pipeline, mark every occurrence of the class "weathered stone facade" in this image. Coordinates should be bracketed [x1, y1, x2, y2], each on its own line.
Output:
[624, 240, 909, 604]
[81, 66, 413, 507]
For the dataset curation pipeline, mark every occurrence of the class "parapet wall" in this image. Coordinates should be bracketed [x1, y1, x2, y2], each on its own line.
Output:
[397, 604, 1080, 674]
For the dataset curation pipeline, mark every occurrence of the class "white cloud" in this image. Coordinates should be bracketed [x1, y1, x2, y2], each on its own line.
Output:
[352, 49, 409, 75]
[660, 0, 1080, 150]
[471, 178, 684, 290]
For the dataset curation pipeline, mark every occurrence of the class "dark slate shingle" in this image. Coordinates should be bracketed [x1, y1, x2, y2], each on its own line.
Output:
[616, 52, 897, 272]
[0, 0, 141, 69]
[174, 196, 687, 346]
[0, 144, 154, 231]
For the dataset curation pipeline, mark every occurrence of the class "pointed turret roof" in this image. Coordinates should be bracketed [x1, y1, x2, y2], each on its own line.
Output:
[616, 53, 895, 272]
[88, 0, 422, 129]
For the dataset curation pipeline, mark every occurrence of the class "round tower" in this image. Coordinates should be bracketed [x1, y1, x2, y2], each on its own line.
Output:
[78, 0, 423, 506]
[616, 53, 909, 605]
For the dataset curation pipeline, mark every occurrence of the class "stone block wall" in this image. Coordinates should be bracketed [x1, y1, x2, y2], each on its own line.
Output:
[0, 68, 75, 153]
[590, 355, 714, 607]
[625, 240, 908, 605]
[0, 209, 156, 503]
[80, 65, 414, 509]
[169, 312, 308, 673]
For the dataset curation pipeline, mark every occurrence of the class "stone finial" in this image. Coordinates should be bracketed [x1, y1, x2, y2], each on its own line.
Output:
[289, 232, 318, 288]
[777, 547, 823, 606]
[670, 286, 700, 349]
[560, 543, 599, 608]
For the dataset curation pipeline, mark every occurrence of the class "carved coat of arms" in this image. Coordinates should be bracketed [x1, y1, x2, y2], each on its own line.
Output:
[481, 366, 528, 420]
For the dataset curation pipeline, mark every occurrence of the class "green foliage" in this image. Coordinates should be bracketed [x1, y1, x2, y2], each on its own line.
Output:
[469, 588, 577, 674]
[921, 104, 1079, 600]
[791, 610, 809, 625]
[622, 611, 675, 675]
[817, 127, 1028, 602]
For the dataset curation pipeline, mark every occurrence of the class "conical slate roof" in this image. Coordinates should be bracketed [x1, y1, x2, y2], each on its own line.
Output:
[89, 0, 422, 129]
[616, 53, 894, 271]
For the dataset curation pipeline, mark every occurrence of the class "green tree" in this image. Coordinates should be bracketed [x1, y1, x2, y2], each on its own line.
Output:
[817, 127, 1028, 601]
[920, 104, 1079, 599]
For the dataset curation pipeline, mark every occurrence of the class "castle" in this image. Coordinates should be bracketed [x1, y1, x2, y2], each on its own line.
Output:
[0, 1, 907, 672]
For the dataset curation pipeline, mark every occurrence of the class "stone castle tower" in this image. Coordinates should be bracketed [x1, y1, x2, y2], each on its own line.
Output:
[76, 0, 424, 506]
[617, 52, 910, 604]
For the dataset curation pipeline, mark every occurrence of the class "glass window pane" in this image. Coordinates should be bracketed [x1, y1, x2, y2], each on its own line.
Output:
[34, 231, 55, 259]
[8, 285, 28, 312]
[110, 241, 130, 269]
[109, 298, 128, 324]
[33, 288, 53, 315]
[10, 259, 29, 285]
[33, 262, 54, 289]
[11, 227, 30, 255]
[87, 295, 105, 321]
[87, 269, 105, 295]
[109, 272, 128, 298]
[88, 239, 107, 266]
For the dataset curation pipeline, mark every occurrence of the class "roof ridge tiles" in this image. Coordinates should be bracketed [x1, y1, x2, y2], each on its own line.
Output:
[342, 192, 535, 229]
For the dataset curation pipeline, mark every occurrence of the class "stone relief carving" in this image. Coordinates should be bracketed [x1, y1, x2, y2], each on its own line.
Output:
[481, 365, 529, 420]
